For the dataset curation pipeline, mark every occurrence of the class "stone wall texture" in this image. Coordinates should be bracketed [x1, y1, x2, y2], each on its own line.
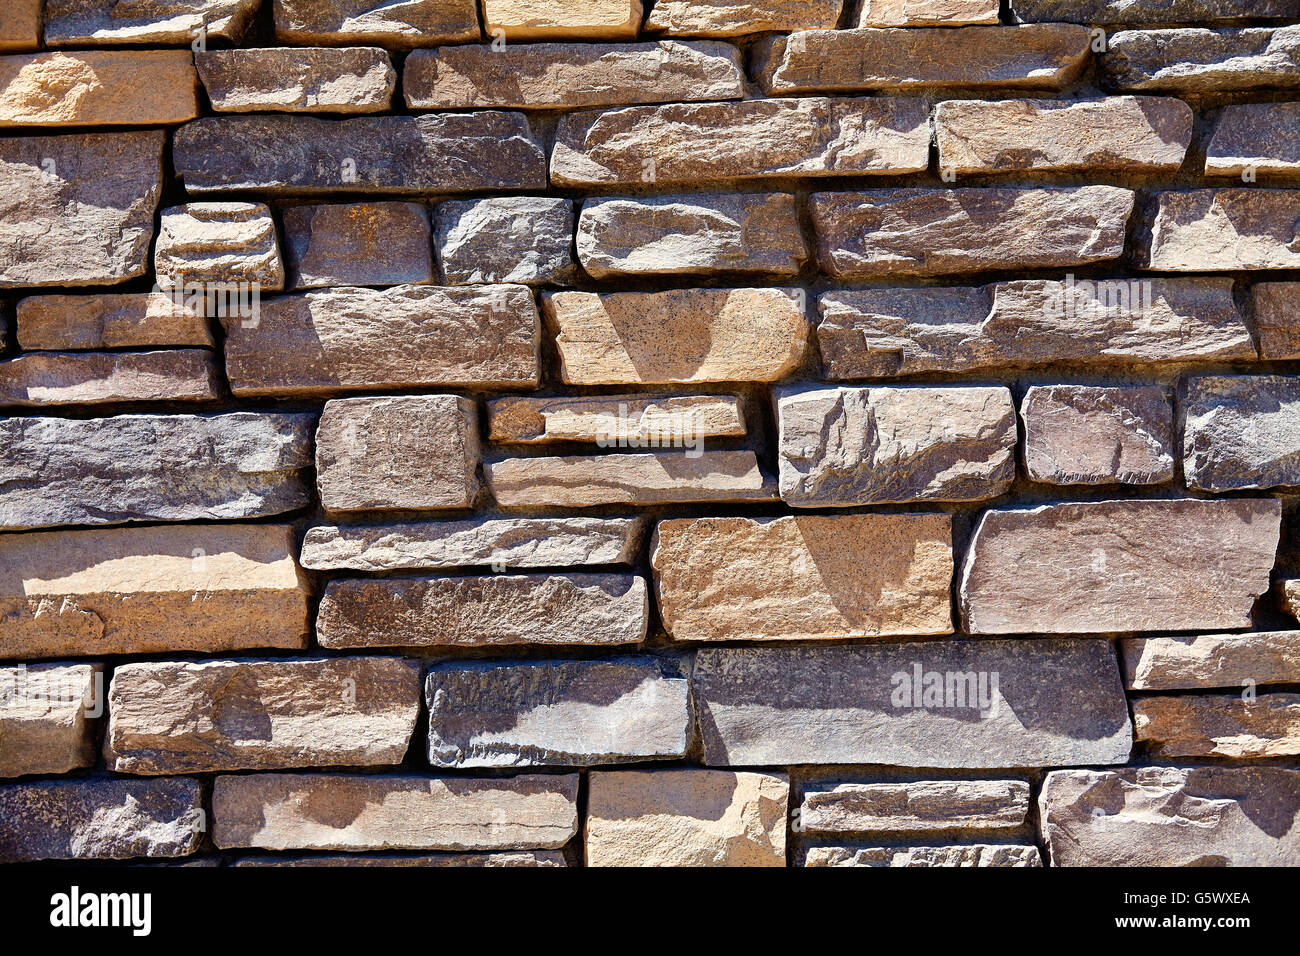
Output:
[1, 0, 1299, 870]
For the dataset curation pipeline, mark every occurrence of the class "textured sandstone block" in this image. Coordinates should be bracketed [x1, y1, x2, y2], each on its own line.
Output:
[806, 845, 1042, 867]
[318, 573, 648, 648]
[198, 47, 396, 114]
[406, 41, 743, 109]
[234, 851, 567, 867]
[0, 413, 314, 530]
[936, 97, 1192, 174]
[1184, 375, 1300, 491]
[1206, 103, 1300, 180]
[1143, 189, 1300, 270]
[225, 285, 539, 396]
[961, 499, 1280, 634]
[155, 203, 285, 292]
[551, 97, 930, 186]
[646, 0, 842, 36]
[0, 663, 102, 777]
[812, 187, 1134, 278]
[776, 385, 1016, 506]
[106, 657, 421, 774]
[0, 131, 163, 288]
[274, 0, 479, 47]
[1011, 0, 1296, 22]
[577, 195, 807, 278]
[174, 114, 545, 194]
[546, 288, 807, 385]
[489, 395, 745, 445]
[316, 395, 479, 514]
[0, 778, 202, 863]
[860, 0, 998, 25]
[0, 350, 221, 407]
[0, 524, 310, 660]
[0, 1, 39, 50]
[692, 640, 1132, 766]
[817, 278, 1252, 378]
[486, 451, 774, 508]
[426, 657, 688, 767]
[1123, 631, 1300, 691]
[214, 773, 578, 851]
[300, 516, 644, 572]
[16, 294, 213, 350]
[436, 197, 575, 285]
[587, 770, 788, 867]
[1254, 283, 1300, 360]
[44, 0, 260, 45]
[284, 202, 432, 290]
[755, 25, 1091, 93]
[1040, 766, 1300, 866]
[801, 780, 1030, 835]
[1022, 385, 1174, 485]
[0, 51, 198, 127]
[484, 0, 642, 40]
[1102, 26, 1300, 91]
[652, 514, 953, 641]
[1134, 694, 1300, 758]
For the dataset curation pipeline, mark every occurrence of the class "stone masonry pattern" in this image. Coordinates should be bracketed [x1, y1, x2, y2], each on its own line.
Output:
[1, 0, 1300, 869]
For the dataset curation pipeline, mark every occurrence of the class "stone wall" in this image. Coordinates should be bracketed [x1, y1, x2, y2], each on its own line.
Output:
[1, 0, 1299, 868]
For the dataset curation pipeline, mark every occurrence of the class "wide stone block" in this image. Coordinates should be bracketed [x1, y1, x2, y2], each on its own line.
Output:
[284, 202, 433, 290]
[0, 0, 40, 49]
[1142, 189, 1300, 270]
[651, 514, 953, 641]
[860, 0, 998, 25]
[1134, 693, 1300, 758]
[234, 851, 567, 867]
[812, 187, 1134, 277]
[1206, 103, 1300, 180]
[0, 350, 221, 407]
[586, 770, 788, 867]
[1039, 766, 1300, 866]
[646, 0, 842, 36]
[436, 197, 575, 285]
[1184, 375, 1300, 491]
[16, 293, 213, 350]
[1102, 26, 1300, 91]
[1011, 0, 1296, 23]
[105, 657, 421, 774]
[225, 285, 539, 396]
[776, 385, 1016, 506]
[315, 395, 479, 514]
[273, 0, 479, 47]
[489, 394, 745, 445]
[1022, 385, 1174, 485]
[483, 0, 642, 40]
[551, 97, 930, 186]
[198, 47, 396, 113]
[960, 499, 1280, 634]
[318, 573, 649, 648]
[44, 0, 261, 45]
[692, 639, 1133, 766]
[1123, 631, 1300, 691]
[426, 657, 689, 767]
[1254, 283, 1300, 360]
[806, 845, 1041, 867]
[0, 51, 199, 127]
[800, 780, 1030, 834]
[213, 773, 579, 851]
[0, 663, 102, 777]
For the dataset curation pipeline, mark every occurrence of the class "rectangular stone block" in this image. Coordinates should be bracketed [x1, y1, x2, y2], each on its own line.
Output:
[436, 197, 576, 285]
[225, 285, 539, 396]
[1012, 0, 1296, 23]
[801, 780, 1030, 834]
[1206, 103, 1300, 180]
[1254, 282, 1300, 359]
[961, 499, 1280, 634]
[318, 573, 648, 648]
[273, 0, 479, 47]
[776, 385, 1016, 506]
[1134, 693, 1300, 758]
[646, 0, 842, 36]
[198, 47, 396, 113]
[16, 293, 213, 350]
[812, 187, 1134, 278]
[1022, 385, 1174, 485]
[692, 639, 1133, 766]
[806, 845, 1041, 867]
[106, 657, 421, 774]
[316, 395, 479, 514]
[45, 0, 261, 45]
[0, 350, 221, 407]
[426, 657, 689, 768]
[586, 770, 788, 867]
[651, 514, 953, 641]
[284, 202, 433, 290]
[1184, 375, 1300, 491]
[551, 97, 930, 186]
[155, 202, 285, 292]
[233, 851, 567, 867]
[0, 51, 198, 127]
[1123, 631, 1300, 691]
[0, 524, 311, 660]
[489, 394, 745, 445]
[1142, 189, 1300, 270]
[0, 663, 102, 777]
[1102, 26, 1300, 91]
[484, 0, 642, 40]
[860, 0, 998, 25]
[0, 0, 40, 50]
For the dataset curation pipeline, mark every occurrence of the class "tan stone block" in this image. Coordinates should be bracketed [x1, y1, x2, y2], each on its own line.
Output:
[800, 780, 1030, 834]
[198, 47, 396, 114]
[859, 0, 998, 26]
[16, 294, 213, 350]
[155, 202, 285, 292]
[646, 0, 842, 36]
[1122, 631, 1300, 691]
[489, 394, 745, 445]
[0, 51, 198, 127]
[1133, 693, 1300, 758]
[0, 663, 102, 777]
[484, 0, 643, 40]
[0, 350, 221, 407]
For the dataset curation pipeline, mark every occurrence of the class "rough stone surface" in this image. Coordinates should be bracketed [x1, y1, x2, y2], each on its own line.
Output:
[860, 0, 999, 26]
[776, 385, 1016, 506]
[1021, 385, 1174, 485]
[198, 47, 396, 113]
[960, 499, 1281, 634]
[483, 0, 643, 40]
[224, 285, 539, 396]
[436, 198, 576, 285]
[16, 293, 213, 350]
[0, 413, 314, 530]
[546, 288, 807, 384]
[1184, 375, 1300, 491]
[1122, 631, 1300, 691]
[315, 395, 479, 514]
[812, 187, 1134, 278]
[300, 516, 645, 572]
[0, 51, 198, 126]
[0, 131, 163, 288]
[806, 845, 1042, 867]
[273, 0, 479, 48]
[0, 350, 221, 407]
[0, 0, 39, 50]
[406, 41, 744, 109]
[651, 514, 953, 641]
[44, 0, 259, 45]
[0, 524, 311, 660]
[426, 657, 688, 767]
[105, 657, 421, 774]
[213, 773, 579, 851]
[1102, 26, 1300, 92]
[1206, 102, 1300, 179]
[489, 394, 745, 445]
[800, 780, 1031, 834]
[586, 770, 788, 867]
[1142, 188, 1300, 270]
[317, 573, 649, 648]
[692, 640, 1133, 767]
[174, 113, 545, 194]
[234, 851, 567, 867]
[155, 202, 285, 292]
[1039, 766, 1300, 866]
[0, 663, 102, 777]
[0, 778, 203, 863]
[284, 202, 433, 289]
[1011, 0, 1297, 23]
[1134, 693, 1300, 758]
[577, 194, 807, 278]
[551, 97, 930, 186]
[646, 1, 842, 36]
[1254, 283, 1300, 360]
[936, 97, 1192, 174]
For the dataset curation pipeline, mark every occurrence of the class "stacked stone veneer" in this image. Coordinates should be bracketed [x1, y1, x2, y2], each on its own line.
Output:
[1, 0, 1299, 868]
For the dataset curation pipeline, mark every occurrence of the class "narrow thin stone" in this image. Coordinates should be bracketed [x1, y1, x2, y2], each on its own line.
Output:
[1133, 693, 1300, 758]
[44, 0, 261, 46]
[16, 293, 213, 350]
[489, 394, 746, 445]
[1122, 631, 1300, 691]
[806, 845, 1041, 867]
[197, 47, 396, 114]
[800, 780, 1031, 834]
[0, 350, 221, 407]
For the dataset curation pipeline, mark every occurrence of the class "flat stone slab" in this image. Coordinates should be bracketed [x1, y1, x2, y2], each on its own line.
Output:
[198, 47, 396, 113]
[16, 293, 213, 350]
[1011, 0, 1295, 23]
[1122, 631, 1300, 690]
[0, 50, 198, 126]
[1206, 102, 1300, 180]
[1184, 375, 1300, 490]
[273, 0, 479, 47]
[233, 851, 567, 867]
[483, 0, 642, 40]
[1133, 693, 1300, 758]
[489, 394, 745, 445]
[0, 350, 221, 407]
[0, 662, 102, 777]
[800, 780, 1030, 834]
[1142, 188, 1300, 270]
[1102, 26, 1300, 92]
[1021, 385, 1174, 485]
[284, 201, 433, 289]
[44, 0, 261, 45]
[646, 0, 842, 36]
[436, 197, 576, 285]
[805, 845, 1042, 867]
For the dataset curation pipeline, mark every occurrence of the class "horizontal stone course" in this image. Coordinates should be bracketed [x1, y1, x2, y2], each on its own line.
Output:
[197, 47, 396, 113]
[0, 51, 198, 127]
[0, 350, 221, 407]
[1102, 26, 1300, 91]
[16, 294, 213, 350]
[800, 780, 1031, 834]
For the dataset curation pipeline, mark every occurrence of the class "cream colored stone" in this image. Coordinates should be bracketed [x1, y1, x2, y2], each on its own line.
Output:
[198, 47, 396, 114]
[489, 394, 745, 445]
[155, 202, 285, 292]
[646, 0, 842, 36]
[0, 663, 102, 777]
[484, 0, 643, 39]
[1122, 631, 1300, 691]
[0, 51, 198, 127]
[859, 0, 998, 25]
